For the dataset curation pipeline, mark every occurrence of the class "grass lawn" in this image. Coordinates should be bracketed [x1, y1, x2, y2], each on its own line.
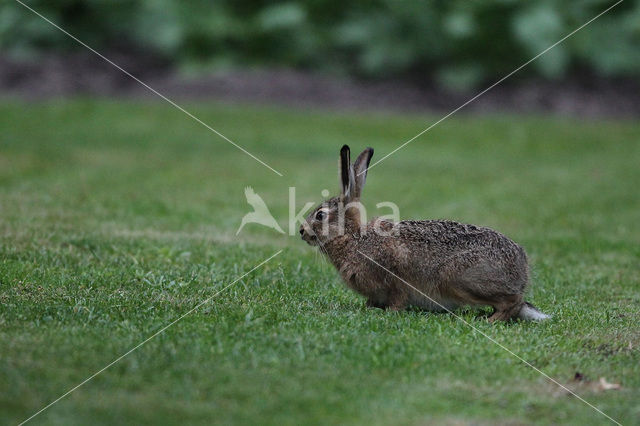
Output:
[1, 100, 639, 425]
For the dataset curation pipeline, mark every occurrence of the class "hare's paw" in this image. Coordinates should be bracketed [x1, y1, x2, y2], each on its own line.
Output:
[386, 291, 409, 312]
[366, 298, 387, 309]
[487, 296, 524, 322]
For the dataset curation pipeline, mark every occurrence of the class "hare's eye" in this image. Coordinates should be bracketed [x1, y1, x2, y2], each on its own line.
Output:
[315, 210, 326, 221]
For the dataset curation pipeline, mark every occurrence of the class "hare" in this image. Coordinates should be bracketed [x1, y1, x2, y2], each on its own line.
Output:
[299, 145, 549, 322]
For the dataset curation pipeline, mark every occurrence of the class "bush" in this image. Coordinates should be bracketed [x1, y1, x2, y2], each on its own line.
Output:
[2, 0, 639, 89]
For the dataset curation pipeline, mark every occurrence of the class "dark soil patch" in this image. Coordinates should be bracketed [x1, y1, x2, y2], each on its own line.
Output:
[2, 52, 639, 118]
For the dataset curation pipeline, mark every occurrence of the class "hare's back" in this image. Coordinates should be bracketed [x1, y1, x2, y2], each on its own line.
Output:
[395, 219, 522, 255]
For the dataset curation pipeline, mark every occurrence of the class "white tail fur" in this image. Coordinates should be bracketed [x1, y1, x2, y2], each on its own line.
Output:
[518, 302, 551, 321]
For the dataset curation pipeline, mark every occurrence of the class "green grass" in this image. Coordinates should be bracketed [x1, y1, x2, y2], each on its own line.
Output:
[1, 100, 639, 425]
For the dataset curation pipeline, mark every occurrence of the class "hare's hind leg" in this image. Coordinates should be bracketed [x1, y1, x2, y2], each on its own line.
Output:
[487, 294, 524, 322]
[438, 249, 527, 322]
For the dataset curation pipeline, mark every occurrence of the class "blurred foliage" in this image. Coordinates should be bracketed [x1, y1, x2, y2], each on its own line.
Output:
[2, 0, 640, 89]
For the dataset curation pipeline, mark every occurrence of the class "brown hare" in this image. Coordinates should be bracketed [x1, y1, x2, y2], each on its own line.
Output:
[300, 145, 549, 322]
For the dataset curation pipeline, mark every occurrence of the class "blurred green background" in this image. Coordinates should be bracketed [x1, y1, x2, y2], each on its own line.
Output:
[2, 0, 640, 90]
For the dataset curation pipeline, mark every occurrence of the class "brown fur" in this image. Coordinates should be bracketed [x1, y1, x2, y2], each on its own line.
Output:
[300, 145, 546, 322]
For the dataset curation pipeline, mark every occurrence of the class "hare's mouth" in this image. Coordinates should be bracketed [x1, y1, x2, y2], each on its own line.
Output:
[300, 231, 318, 246]
[303, 234, 318, 246]
[299, 224, 319, 245]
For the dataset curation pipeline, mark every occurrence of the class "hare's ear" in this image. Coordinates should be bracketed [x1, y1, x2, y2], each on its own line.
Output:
[353, 147, 374, 199]
[339, 145, 355, 201]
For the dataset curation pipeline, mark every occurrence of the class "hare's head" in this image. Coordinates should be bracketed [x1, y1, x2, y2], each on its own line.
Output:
[300, 145, 373, 246]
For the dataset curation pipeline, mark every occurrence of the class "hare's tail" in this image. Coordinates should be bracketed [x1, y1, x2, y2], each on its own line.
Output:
[518, 302, 550, 321]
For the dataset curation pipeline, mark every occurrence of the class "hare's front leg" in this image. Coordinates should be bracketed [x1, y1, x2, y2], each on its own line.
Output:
[386, 289, 409, 311]
[366, 298, 386, 309]
[366, 292, 407, 310]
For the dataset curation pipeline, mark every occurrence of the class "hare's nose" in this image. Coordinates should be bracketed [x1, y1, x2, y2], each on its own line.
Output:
[299, 226, 305, 236]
